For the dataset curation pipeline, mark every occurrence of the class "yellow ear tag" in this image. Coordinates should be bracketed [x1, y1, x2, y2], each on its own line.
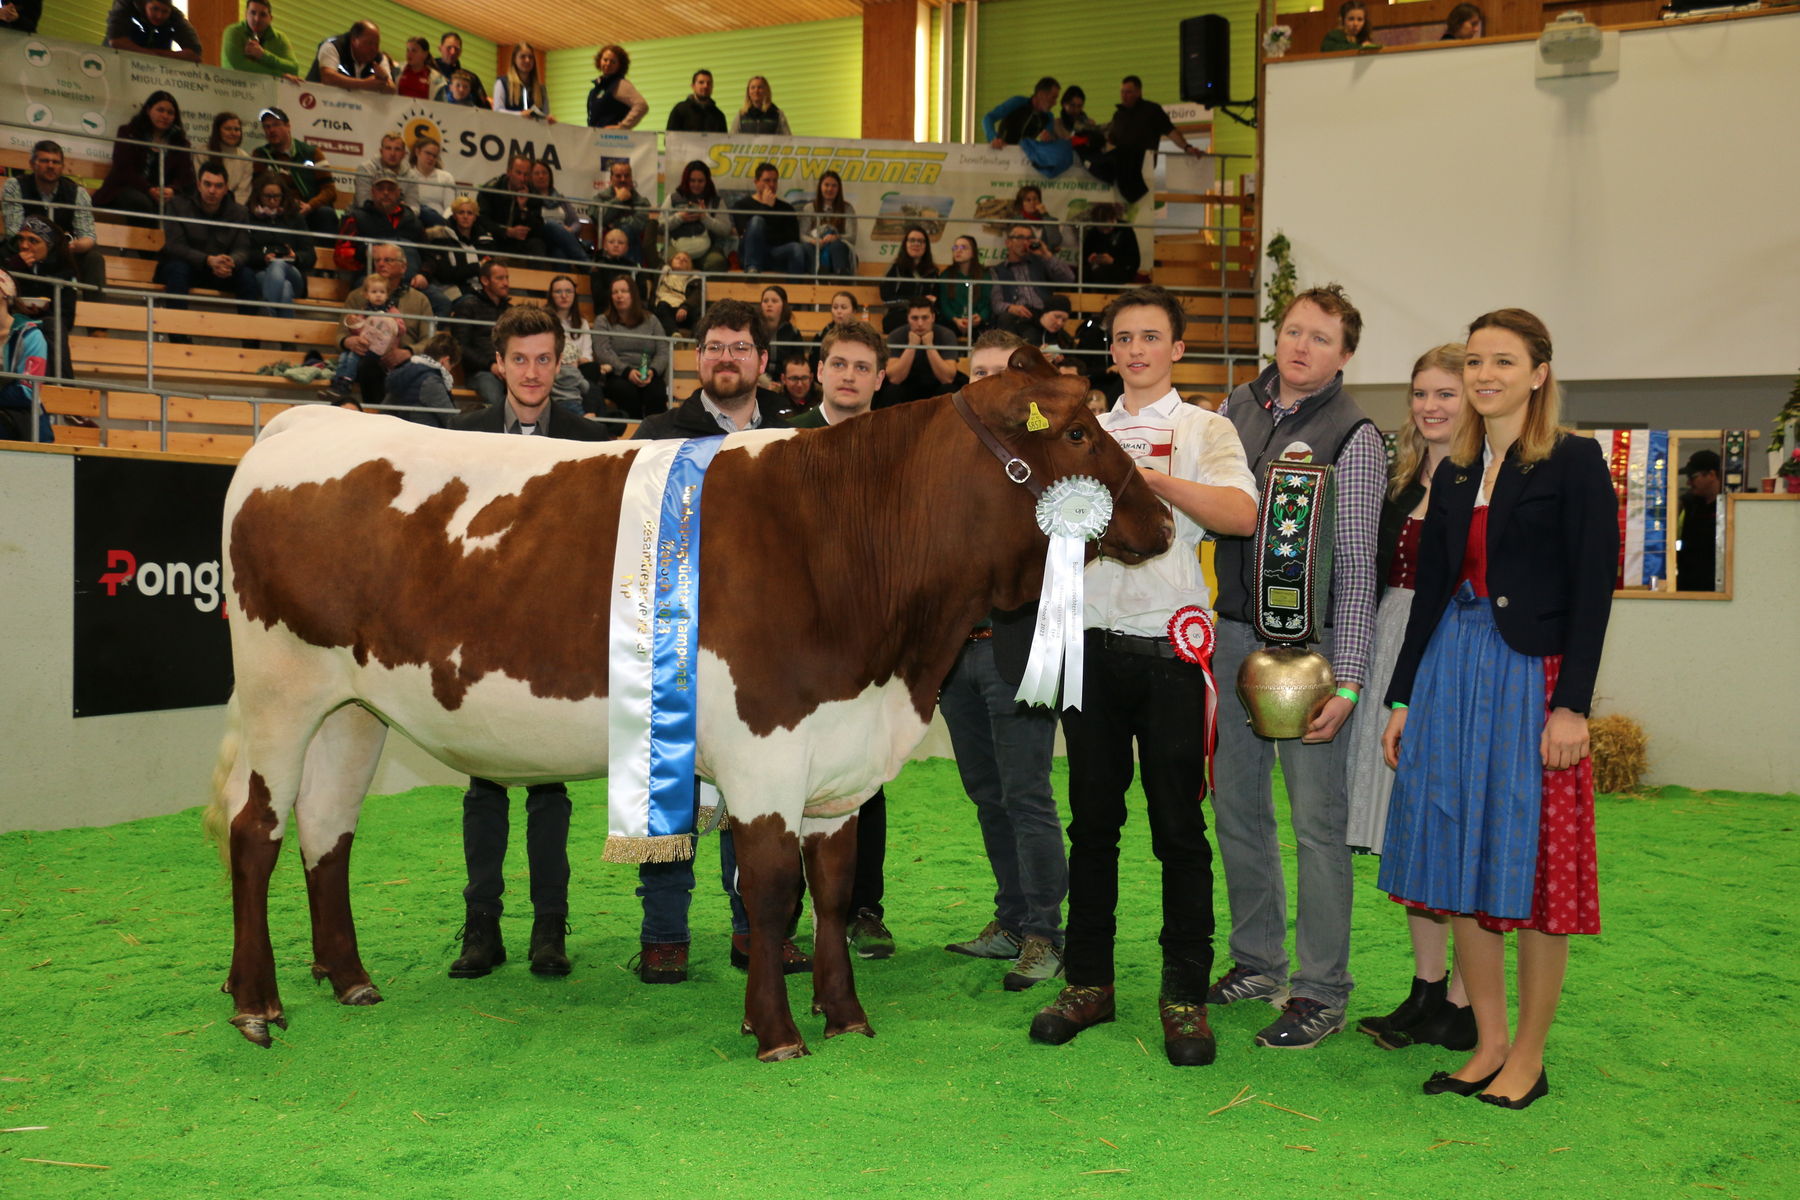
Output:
[1025, 402, 1050, 432]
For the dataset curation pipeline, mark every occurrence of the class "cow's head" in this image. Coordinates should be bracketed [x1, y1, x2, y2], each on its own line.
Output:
[960, 346, 1172, 565]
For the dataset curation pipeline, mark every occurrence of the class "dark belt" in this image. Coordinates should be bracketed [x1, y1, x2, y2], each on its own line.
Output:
[966, 627, 994, 643]
[1097, 629, 1181, 659]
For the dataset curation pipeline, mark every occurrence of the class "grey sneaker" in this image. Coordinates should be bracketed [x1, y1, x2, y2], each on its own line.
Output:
[945, 920, 1022, 960]
[1002, 936, 1064, 991]
[1206, 963, 1290, 1008]
[1254, 996, 1346, 1049]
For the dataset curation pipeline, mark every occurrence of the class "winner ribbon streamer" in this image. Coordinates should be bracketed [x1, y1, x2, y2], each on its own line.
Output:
[1015, 476, 1112, 709]
[1167, 605, 1220, 788]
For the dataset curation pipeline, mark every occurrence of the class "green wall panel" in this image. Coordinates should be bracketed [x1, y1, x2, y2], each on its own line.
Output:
[546, 19, 863, 137]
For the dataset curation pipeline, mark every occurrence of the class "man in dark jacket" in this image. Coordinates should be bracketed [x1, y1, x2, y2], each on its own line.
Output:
[105, 0, 202, 62]
[432, 32, 489, 106]
[154, 160, 257, 309]
[449, 259, 514, 409]
[665, 69, 727, 133]
[479, 154, 546, 263]
[343, 172, 427, 277]
[445, 304, 608, 984]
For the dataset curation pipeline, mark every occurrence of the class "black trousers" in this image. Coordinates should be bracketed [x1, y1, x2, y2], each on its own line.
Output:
[461, 778, 571, 918]
[1059, 632, 1215, 997]
[849, 789, 886, 917]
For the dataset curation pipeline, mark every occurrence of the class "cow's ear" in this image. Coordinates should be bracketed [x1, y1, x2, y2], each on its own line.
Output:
[1006, 344, 1057, 378]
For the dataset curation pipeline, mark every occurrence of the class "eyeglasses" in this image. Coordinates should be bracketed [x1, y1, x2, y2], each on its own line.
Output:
[699, 341, 758, 360]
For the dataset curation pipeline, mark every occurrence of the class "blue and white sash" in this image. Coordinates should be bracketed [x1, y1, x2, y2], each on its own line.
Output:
[602, 438, 724, 863]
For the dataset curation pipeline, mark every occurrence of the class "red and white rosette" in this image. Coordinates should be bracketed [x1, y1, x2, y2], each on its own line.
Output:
[1167, 605, 1219, 787]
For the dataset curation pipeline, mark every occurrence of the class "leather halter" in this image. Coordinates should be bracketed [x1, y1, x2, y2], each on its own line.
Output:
[949, 388, 1137, 506]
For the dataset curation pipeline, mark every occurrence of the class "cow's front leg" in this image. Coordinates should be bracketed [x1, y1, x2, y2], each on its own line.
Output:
[731, 813, 808, 1061]
[802, 811, 872, 1041]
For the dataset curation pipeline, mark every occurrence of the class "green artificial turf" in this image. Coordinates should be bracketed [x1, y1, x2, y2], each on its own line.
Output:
[0, 762, 1793, 1199]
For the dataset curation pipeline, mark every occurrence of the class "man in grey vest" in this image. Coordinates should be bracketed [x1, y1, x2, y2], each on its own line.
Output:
[1207, 284, 1384, 1050]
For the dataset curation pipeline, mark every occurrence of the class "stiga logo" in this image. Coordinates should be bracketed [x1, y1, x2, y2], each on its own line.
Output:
[99, 549, 226, 615]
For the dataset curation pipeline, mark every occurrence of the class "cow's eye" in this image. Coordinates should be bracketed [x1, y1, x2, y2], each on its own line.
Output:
[1066, 425, 1086, 443]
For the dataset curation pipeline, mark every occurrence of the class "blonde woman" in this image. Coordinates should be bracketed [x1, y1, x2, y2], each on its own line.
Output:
[493, 42, 550, 120]
[733, 75, 792, 135]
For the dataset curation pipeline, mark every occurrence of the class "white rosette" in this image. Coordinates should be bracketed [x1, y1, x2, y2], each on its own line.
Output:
[1016, 476, 1113, 709]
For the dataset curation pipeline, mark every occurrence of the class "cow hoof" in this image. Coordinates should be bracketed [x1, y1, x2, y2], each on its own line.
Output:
[757, 1041, 810, 1063]
[339, 983, 383, 1007]
[825, 1020, 875, 1041]
[740, 1019, 755, 1037]
[230, 1012, 288, 1047]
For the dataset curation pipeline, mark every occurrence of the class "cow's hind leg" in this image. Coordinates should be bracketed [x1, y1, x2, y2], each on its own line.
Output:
[802, 811, 873, 1041]
[732, 813, 809, 1061]
[294, 704, 389, 1008]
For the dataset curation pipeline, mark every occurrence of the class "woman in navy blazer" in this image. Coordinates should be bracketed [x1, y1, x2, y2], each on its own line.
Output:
[1378, 308, 1617, 1110]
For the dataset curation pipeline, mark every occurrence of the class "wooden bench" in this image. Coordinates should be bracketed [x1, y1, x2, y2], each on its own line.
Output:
[39, 383, 293, 458]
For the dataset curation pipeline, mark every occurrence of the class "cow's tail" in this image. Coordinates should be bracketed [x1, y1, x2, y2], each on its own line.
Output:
[202, 690, 242, 868]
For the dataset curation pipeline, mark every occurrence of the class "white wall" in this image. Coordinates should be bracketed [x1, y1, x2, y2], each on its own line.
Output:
[1262, 15, 1800, 385]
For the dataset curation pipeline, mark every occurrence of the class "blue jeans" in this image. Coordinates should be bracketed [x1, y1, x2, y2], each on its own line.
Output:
[813, 239, 854, 276]
[741, 216, 808, 276]
[938, 638, 1065, 943]
[469, 369, 505, 409]
[154, 258, 259, 308]
[331, 349, 365, 388]
[1210, 616, 1355, 1008]
[638, 828, 749, 943]
[257, 260, 307, 320]
[542, 222, 591, 263]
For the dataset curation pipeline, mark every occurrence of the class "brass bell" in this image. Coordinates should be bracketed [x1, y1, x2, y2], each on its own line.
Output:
[1237, 647, 1337, 740]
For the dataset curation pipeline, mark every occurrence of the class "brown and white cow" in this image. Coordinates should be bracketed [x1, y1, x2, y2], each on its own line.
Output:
[208, 350, 1172, 1060]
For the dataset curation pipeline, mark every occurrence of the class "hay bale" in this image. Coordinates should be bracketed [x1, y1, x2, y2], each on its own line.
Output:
[1590, 714, 1649, 794]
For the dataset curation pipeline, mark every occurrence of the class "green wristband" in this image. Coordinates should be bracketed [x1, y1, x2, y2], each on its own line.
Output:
[1335, 687, 1359, 703]
[1390, 701, 1408, 710]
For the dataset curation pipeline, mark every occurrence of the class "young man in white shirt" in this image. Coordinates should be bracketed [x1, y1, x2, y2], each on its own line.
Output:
[1028, 286, 1258, 1065]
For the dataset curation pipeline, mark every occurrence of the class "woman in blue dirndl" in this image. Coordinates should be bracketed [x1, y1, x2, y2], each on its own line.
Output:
[1379, 309, 1618, 1109]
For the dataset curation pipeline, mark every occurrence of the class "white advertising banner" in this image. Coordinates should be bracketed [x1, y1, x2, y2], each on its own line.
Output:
[665, 132, 1147, 270]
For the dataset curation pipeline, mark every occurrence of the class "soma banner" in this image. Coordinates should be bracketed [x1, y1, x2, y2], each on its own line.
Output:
[72, 457, 234, 718]
[666, 132, 1148, 269]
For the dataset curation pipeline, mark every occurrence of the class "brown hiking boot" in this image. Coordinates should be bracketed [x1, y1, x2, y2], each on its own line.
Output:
[1028, 984, 1116, 1045]
[1159, 997, 1218, 1066]
[631, 941, 689, 984]
[729, 933, 812, 975]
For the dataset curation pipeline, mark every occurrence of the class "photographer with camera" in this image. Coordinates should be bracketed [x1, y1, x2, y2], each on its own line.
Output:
[989, 224, 1073, 338]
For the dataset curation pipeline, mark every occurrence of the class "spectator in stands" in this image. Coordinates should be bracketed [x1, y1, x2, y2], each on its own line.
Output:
[222, 0, 301, 80]
[879, 224, 939, 333]
[205, 112, 255, 205]
[543, 273, 597, 412]
[593, 274, 669, 418]
[434, 32, 489, 106]
[246, 172, 308, 320]
[1090, 75, 1203, 204]
[790, 322, 885, 439]
[94, 90, 194, 222]
[384, 330, 460, 426]
[990, 223, 1075, 336]
[5, 218, 75, 380]
[596, 160, 651, 263]
[651, 250, 702, 338]
[404, 134, 456, 229]
[586, 45, 647, 129]
[985, 77, 1060, 149]
[254, 107, 339, 235]
[0, 0, 41, 34]
[1443, 4, 1484, 38]
[939, 234, 990, 341]
[335, 241, 432, 405]
[479, 153, 546, 262]
[154, 160, 257, 314]
[439, 69, 481, 107]
[450, 258, 514, 408]
[734, 76, 792, 136]
[426, 194, 498, 301]
[1059, 85, 1101, 146]
[664, 160, 731, 272]
[105, 0, 202, 62]
[806, 290, 859, 369]
[593, 227, 649, 305]
[1322, 1, 1378, 51]
[739, 162, 806, 277]
[353, 132, 410, 208]
[880, 298, 960, 408]
[1080, 203, 1139, 285]
[667, 69, 727, 133]
[1029, 294, 1076, 366]
[308, 20, 396, 93]
[801, 170, 856, 277]
[0, 268, 50, 443]
[531, 161, 591, 264]
[396, 36, 444, 99]
[775, 349, 818, 412]
[493, 42, 549, 119]
[759, 284, 802, 358]
[343, 171, 429, 287]
[1011, 185, 1070, 260]
[322, 271, 404, 404]
[3, 141, 105, 308]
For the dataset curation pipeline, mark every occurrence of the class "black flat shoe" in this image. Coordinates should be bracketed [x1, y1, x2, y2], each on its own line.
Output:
[1478, 1069, 1550, 1110]
[1422, 1066, 1502, 1096]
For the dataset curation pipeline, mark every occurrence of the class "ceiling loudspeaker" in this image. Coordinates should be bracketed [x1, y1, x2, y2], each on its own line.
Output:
[1180, 15, 1230, 108]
